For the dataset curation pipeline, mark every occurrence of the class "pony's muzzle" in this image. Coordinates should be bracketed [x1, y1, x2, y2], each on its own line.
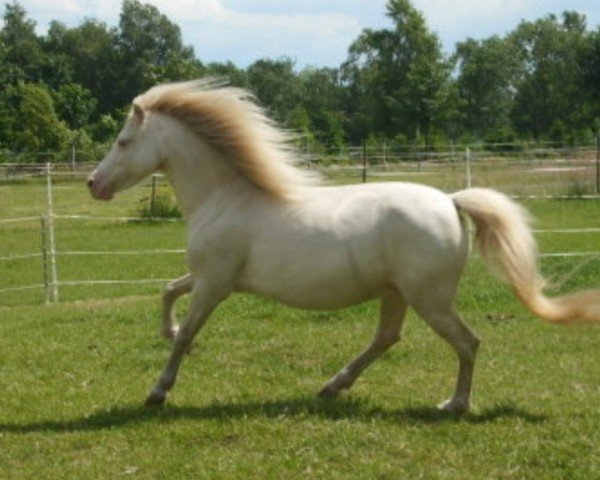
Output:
[87, 173, 114, 201]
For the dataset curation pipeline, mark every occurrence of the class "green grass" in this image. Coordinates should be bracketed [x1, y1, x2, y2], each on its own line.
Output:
[1, 175, 600, 478]
[1, 293, 600, 479]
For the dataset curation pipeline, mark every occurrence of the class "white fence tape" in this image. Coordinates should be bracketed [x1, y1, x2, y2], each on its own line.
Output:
[540, 252, 600, 258]
[0, 253, 43, 262]
[533, 227, 600, 234]
[0, 284, 46, 294]
[54, 214, 182, 223]
[57, 249, 184, 256]
[58, 279, 172, 286]
[0, 216, 41, 224]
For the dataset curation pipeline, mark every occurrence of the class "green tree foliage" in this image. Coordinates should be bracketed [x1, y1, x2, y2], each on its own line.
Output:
[117, 0, 203, 103]
[298, 68, 346, 150]
[247, 58, 303, 124]
[205, 62, 248, 88]
[0, 2, 44, 85]
[0, 0, 598, 160]
[342, 0, 451, 145]
[52, 83, 98, 130]
[44, 19, 121, 113]
[511, 12, 591, 143]
[0, 83, 69, 158]
[454, 36, 522, 142]
[582, 28, 600, 129]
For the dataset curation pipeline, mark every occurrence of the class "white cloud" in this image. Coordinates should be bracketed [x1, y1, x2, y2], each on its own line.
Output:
[145, 0, 363, 66]
[145, 0, 227, 22]
[414, 0, 531, 25]
[20, 0, 86, 18]
[413, 0, 534, 46]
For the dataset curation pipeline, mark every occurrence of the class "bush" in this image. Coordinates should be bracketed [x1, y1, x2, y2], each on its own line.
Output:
[565, 179, 590, 198]
[136, 193, 181, 219]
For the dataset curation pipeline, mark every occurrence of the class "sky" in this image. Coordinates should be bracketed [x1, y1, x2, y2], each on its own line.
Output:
[8, 0, 600, 69]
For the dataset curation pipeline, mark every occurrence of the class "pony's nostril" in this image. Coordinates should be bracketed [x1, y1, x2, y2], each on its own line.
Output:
[87, 178, 94, 188]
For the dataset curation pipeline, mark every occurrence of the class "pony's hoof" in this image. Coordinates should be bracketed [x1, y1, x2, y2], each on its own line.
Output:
[161, 325, 180, 341]
[437, 398, 469, 414]
[144, 390, 167, 407]
[317, 385, 340, 399]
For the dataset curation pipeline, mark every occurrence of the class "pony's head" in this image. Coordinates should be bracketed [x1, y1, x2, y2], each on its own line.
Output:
[89, 79, 318, 203]
[88, 102, 162, 200]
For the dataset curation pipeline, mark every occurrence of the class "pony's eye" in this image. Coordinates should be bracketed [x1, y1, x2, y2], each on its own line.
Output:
[118, 138, 131, 148]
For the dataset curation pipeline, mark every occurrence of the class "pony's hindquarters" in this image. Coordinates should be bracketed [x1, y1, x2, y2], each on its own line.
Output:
[452, 188, 600, 324]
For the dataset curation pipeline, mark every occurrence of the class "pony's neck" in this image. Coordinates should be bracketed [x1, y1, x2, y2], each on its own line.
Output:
[157, 116, 250, 217]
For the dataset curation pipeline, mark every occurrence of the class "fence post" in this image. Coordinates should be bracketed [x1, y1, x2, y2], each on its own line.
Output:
[383, 140, 388, 165]
[70, 144, 76, 170]
[41, 215, 50, 304]
[465, 147, 472, 189]
[596, 133, 600, 195]
[362, 141, 367, 183]
[45, 163, 59, 303]
[150, 174, 158, 212]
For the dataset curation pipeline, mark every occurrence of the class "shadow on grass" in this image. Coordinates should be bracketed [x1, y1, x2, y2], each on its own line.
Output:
[0, 396, 546, 434]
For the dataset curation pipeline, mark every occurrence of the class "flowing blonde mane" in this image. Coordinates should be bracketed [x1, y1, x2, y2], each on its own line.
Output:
[134, 79, 316, 200]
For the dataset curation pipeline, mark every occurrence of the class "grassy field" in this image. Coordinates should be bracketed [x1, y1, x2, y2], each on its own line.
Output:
[2, 291, 600, 479]
[1, 172, 600, 478]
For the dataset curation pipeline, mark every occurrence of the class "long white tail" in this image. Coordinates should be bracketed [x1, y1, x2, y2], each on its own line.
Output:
[452, 188, 600, 324]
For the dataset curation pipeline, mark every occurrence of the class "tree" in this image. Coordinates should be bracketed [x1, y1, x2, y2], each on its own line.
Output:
[288, 106, 314, 144]
[0, 3, 44, 86]
[510, 12, 591, 142]
[52, 83, 98, 130]
[454, 36, 522, 141]
[44, 19, 121, 113]
[246, 58, 303, 124]
[342, 0, 451, 144]
[581, 27, 600, 130]
[206, 62, 248, 88]
[0, 83, 69, 159]
[117, 0, 200, 103]
[298, 68, 346, 150]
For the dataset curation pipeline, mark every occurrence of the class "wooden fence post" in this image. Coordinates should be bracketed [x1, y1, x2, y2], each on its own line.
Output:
[151, 174, 158, 212]
[362, 141, 367, 183]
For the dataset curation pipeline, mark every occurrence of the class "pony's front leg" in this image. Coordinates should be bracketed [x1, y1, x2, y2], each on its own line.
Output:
[146, 277, 230, 406]
[161, 273, 194, 339]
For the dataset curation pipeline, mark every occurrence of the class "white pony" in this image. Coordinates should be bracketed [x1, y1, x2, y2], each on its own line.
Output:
[88, 80, 600, 412]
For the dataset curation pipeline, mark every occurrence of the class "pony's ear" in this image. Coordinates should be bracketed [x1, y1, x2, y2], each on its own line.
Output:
[132, 102, 145, 122]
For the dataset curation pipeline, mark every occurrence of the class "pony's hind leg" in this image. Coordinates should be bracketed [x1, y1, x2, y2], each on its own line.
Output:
[161, 273, 194, 339]
[318, 289, 407, 398]
[412, 300, 480, 414]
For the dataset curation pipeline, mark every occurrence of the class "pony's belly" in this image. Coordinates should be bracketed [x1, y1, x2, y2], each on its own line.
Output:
[238, 281, 381, 310]
[235, 260, 385, 310]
